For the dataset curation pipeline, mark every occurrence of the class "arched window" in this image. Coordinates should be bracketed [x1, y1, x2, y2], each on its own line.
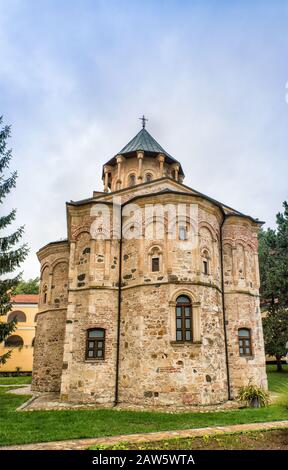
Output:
[148, 246, 162, 273]
[86, 328, 105, 359]
[152, 257, 159, 272]
[145, 173, 153, 183]
[176, 295, 193, 342]
[238, 328, 252, 356]
[42, 285, 48, 304]
[202, 249, 210, 275]
[178, 225, 187, 241]
[7, 311, 26, 323]
[128, 174, 136, 187]
[4, 335, 24, 348]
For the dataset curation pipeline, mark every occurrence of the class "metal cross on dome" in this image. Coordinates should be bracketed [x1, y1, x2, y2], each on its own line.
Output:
[139, 115, 148, 129]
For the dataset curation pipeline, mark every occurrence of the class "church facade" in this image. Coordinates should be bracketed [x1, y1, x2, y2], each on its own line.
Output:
[32, 124, 267, 407]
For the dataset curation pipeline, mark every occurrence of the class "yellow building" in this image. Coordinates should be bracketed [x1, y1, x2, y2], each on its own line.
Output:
[0, 294, 39, 373]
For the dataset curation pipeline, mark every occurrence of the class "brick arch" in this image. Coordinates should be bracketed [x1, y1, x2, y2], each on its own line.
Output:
[126, 169, 138, 187]
[51, 260, 69, 307]
[51, 257, 68, 270]
[40, 265, 50, 306]
[72, 226, 92, 242]
[40, 262, 50, 279]
[147, 243, 163, 255]
[144, 169, 155, 182]
[199, 221, 219, 242]
[169, 288, 199, 305]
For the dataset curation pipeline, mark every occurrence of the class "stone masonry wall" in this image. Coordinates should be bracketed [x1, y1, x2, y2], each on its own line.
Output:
[222, 217, 267, 397]
[32, 242, 69, 392]
[119, 283, 228, 407]
[32, 309, 66, 392]
[60, 217, 119, 404]
[32, 177, 267, 406]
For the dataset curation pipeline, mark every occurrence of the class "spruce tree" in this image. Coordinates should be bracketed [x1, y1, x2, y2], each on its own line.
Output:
[263, 307, 288, 371]
[259, 201, 288, 309]
[0, 116, 28, 365]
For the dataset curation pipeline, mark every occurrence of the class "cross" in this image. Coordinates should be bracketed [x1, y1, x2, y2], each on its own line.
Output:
[139, 115, 148, 129]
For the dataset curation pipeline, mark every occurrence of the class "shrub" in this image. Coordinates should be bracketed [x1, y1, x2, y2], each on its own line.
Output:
[237, 384, 269, 408]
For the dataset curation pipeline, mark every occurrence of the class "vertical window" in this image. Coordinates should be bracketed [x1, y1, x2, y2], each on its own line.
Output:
[238, 328, 252, 356]
[179, 225, 187, 240]
[152, 257, 160, 272]
[128, 174, 136, 186]
[145, 173, 153, 182]
[176, 295, 193, 342]
[43, 285, 48, 304]
[86, 329, 105, 359]
[202, 250, 210, 275]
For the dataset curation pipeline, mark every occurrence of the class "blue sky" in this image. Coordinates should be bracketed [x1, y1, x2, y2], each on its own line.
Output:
[1, 0, 288, 278]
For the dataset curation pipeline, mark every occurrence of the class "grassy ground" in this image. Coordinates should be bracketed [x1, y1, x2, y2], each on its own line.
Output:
[90, 428, 288, 450]
[267, 364, 288, 397]
[0, 376, 32, 385]
[0, 365, 287, 446]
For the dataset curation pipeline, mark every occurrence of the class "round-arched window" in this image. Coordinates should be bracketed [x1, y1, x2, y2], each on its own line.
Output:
[7, 311, 26, 323]
[238, 328, 252, 356]
[4, 335, 24, 348]
[176, 295, 192, 342]
[128, 174, 136, 187]
[145, 173, 153, 183]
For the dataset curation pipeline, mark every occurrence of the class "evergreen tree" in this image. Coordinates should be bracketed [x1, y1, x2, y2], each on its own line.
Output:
[259, 201, 288, 309]
[263, 307, 288, 372]
[0, 116, 28, 365]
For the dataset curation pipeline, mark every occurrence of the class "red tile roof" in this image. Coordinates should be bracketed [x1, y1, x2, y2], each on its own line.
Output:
[11, 294, 39, 304]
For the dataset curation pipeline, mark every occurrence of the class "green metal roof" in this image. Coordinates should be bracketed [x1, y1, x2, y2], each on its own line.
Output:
[120, 128, 171, 156]
[104, 128, 184, 176]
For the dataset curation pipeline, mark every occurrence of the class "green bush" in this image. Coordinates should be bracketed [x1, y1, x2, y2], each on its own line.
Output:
[237, 385, 269, 408]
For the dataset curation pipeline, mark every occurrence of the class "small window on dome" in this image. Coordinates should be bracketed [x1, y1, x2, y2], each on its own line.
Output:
[128, 174, 136, 186]
[145, 173, 153, 183]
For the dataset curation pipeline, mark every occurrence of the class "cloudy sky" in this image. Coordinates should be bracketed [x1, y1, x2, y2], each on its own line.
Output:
[1, 0, 288, 278]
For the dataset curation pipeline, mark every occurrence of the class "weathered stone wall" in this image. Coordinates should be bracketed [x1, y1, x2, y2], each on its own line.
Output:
[222, 217, 267, 396]
[32, 309, 67, 391]
[32, 241, 69, 392]
[118, 196, 228, 406]
[119, 284, 227, 406]
[60, 214, 120, 404]
[60, 289, 118, 404]
[32, 176, 267, 406]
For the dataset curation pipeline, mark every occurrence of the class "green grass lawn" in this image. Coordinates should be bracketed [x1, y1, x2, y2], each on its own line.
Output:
[0, 365, 287, 447]
[266, 364, 288, 396]
[0, 376, 32, 385]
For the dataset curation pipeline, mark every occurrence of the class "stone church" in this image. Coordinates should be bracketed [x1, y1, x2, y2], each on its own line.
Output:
[32, 122, 267, 407]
